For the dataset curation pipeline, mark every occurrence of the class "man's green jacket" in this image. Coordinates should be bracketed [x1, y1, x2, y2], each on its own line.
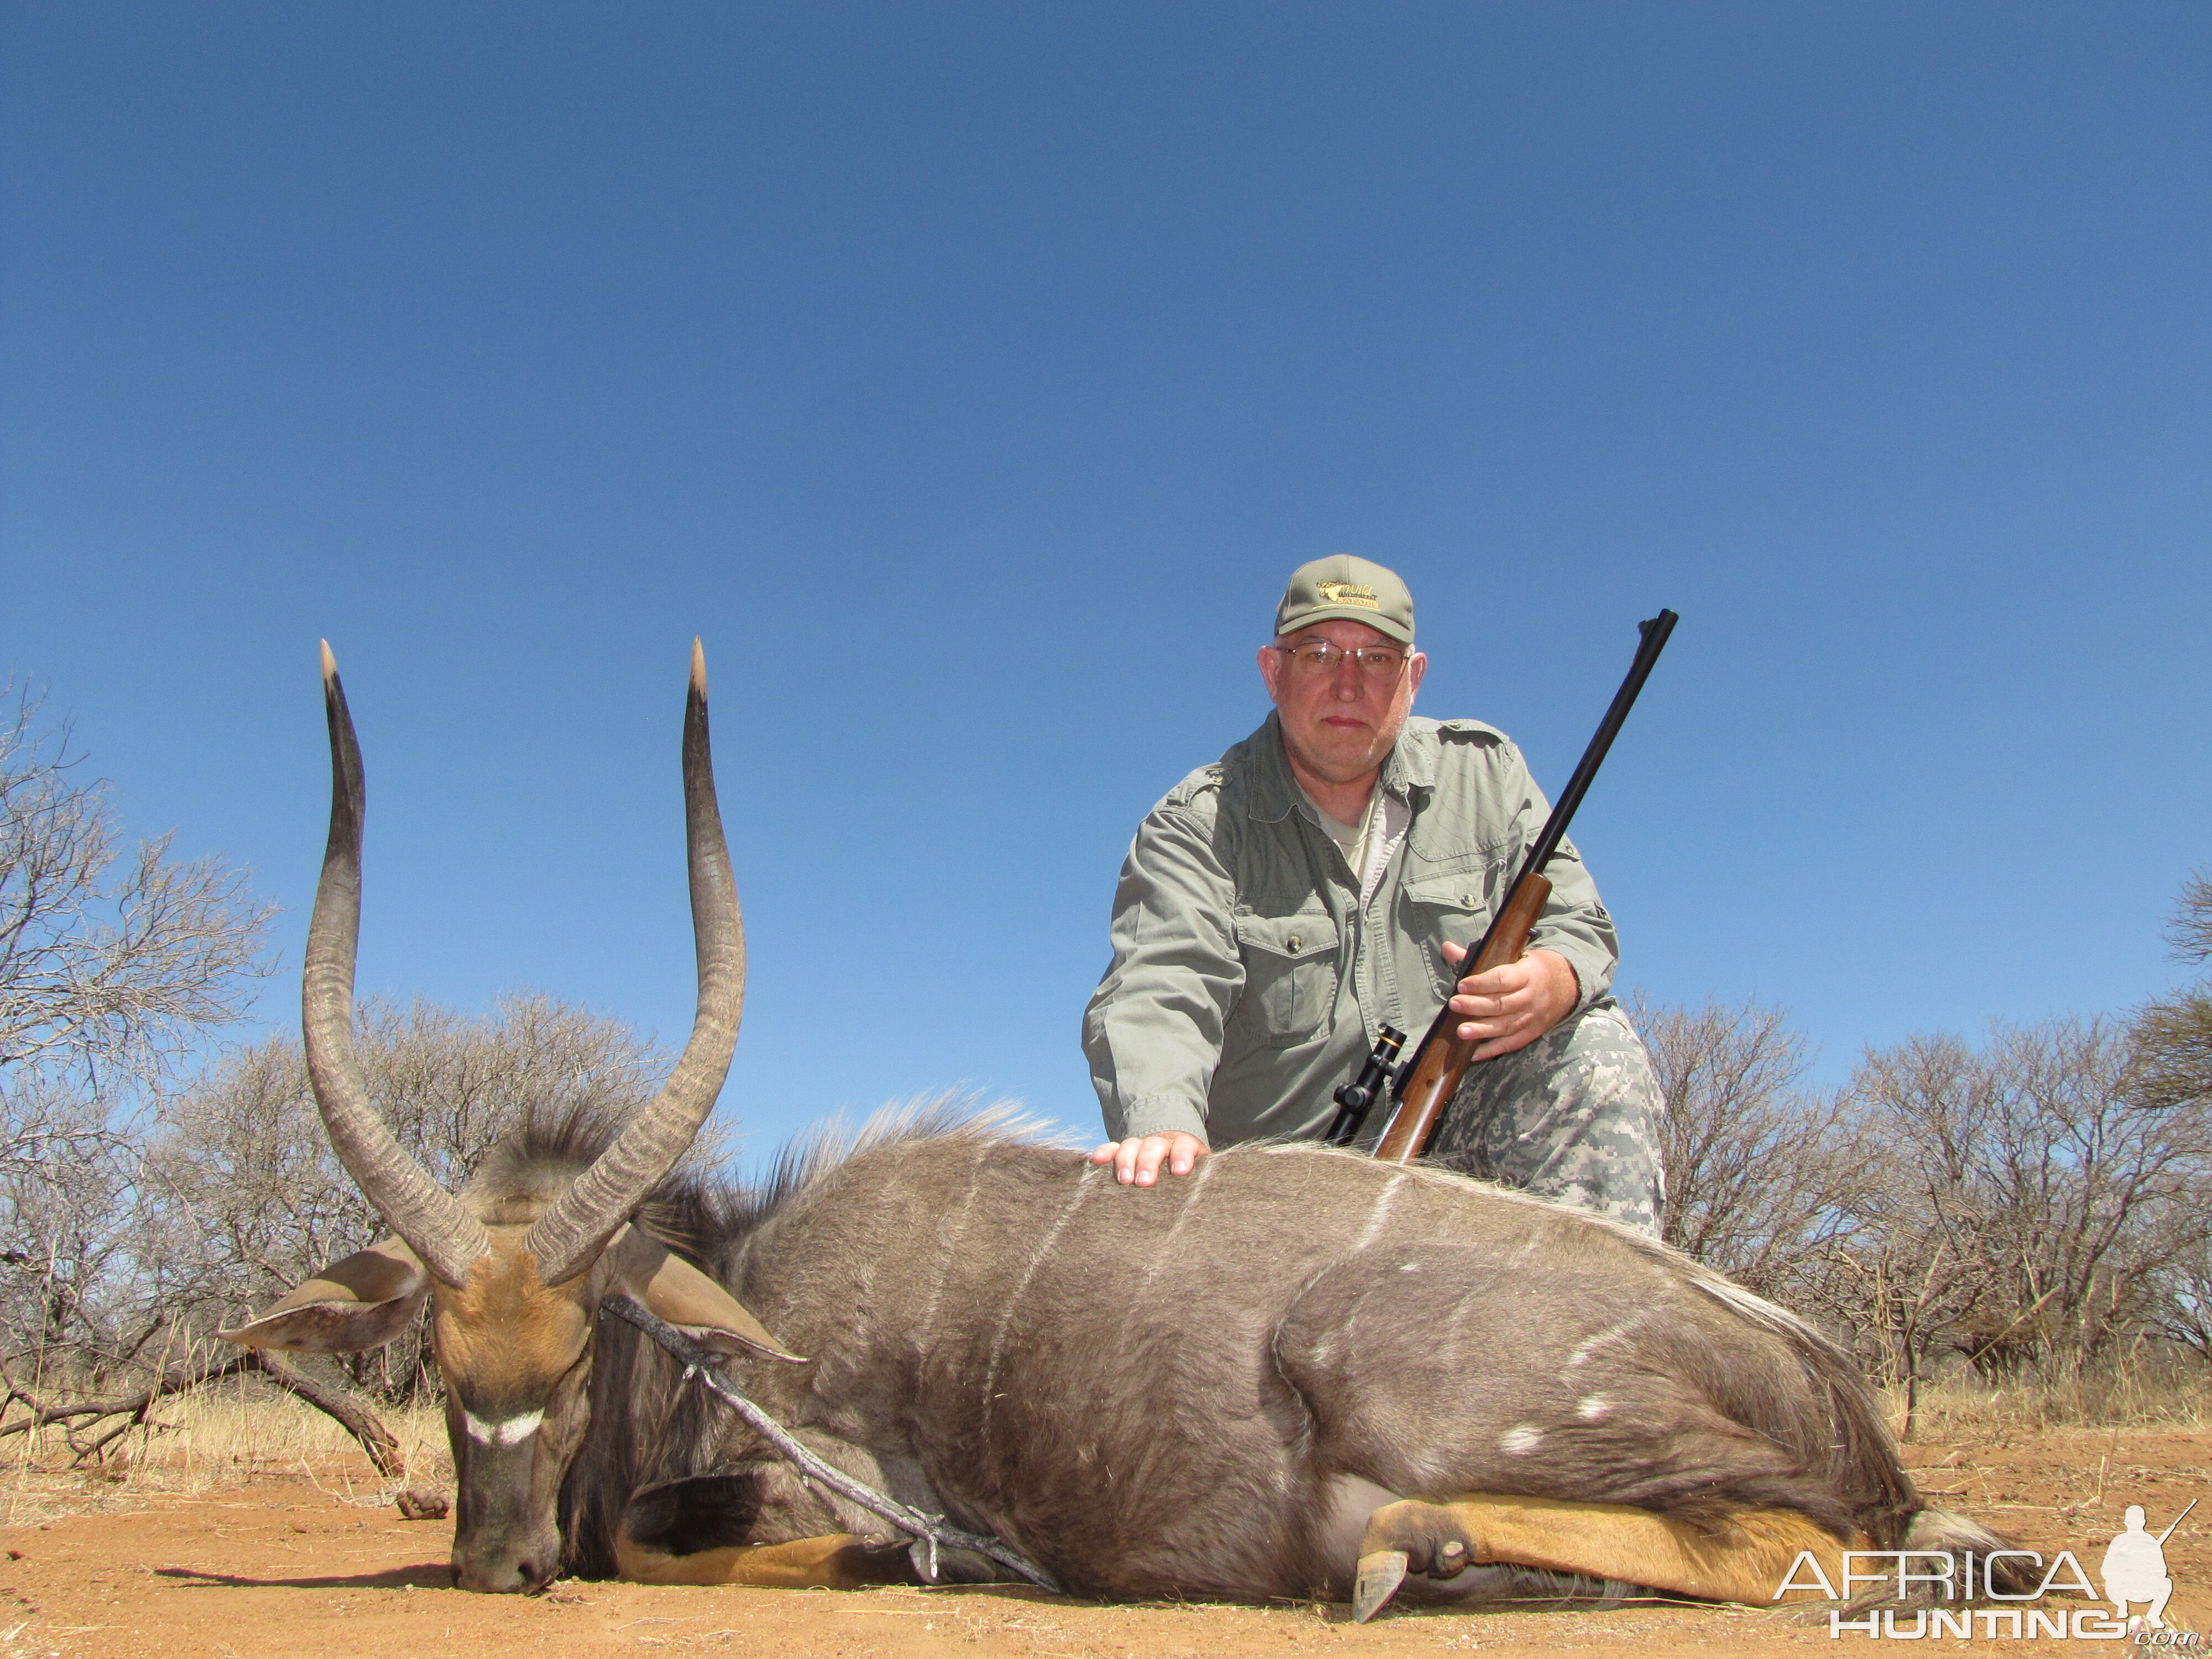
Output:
[1083, 712, 1620, 1145]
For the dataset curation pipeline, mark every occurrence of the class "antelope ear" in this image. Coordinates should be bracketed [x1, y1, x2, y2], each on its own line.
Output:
[218, 1237, 430, 1354]
[606, 1226, 804, 1364]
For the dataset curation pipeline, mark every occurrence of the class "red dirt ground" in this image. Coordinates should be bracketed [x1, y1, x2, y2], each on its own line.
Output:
[2, 1428, 2205, 1658]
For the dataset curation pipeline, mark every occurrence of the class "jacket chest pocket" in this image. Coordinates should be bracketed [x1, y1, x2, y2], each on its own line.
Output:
[1233, 912, 1340, 1048]
[1400, 873, 1495, 1000]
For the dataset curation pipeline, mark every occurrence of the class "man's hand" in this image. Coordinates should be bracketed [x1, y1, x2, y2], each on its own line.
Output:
[1441, 944, 1578, 1061]
[1089, 1131, 1207, 1186]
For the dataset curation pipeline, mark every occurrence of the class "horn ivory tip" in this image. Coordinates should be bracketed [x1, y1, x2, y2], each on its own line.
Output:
[690, 637, 706, 699]
[320, 639, 338, 684]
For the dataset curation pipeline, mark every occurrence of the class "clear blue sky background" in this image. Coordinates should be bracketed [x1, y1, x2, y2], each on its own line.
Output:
[4, 2, 2206, 1169]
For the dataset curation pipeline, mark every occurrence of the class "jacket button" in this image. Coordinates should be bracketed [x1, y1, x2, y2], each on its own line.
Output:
[1287, 936, 1302, 952]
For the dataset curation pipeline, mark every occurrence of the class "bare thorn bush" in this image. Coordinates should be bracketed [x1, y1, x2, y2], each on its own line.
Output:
[0, 687, 274, 1081]
[1631, 994, 1870, 1300]
[1640, 958, 2212, 1435]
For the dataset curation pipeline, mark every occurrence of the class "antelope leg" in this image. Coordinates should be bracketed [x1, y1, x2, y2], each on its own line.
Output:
[1353, 1494, 1860, 1620]
[615, 1469, 916, 1589]
[617, 1530, 916, 1588]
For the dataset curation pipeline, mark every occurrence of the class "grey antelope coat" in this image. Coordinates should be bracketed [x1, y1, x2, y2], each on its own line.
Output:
[568, 1120, 1913, 1602]
[230, 644, 2020, 1611]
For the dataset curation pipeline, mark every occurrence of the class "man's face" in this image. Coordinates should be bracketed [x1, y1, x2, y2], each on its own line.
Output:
[1257, 619, 1427, 788]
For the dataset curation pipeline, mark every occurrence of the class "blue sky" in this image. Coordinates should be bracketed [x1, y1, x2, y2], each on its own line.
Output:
[4, 2, 2206, 1166]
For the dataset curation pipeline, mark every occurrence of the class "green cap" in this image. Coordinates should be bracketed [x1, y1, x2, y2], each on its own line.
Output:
[1274, 555, 1415, 644]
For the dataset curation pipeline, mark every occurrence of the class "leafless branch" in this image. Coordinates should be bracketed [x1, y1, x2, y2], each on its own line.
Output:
[0, 685, 275, 1081]
[0, 1353, 255, 1462]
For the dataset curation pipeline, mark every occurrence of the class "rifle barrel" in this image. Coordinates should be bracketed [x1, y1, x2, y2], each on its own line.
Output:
[1516, 608, 1677, 889]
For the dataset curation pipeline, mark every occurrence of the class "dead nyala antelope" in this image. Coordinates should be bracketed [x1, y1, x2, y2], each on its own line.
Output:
[224, 643, 2022, 1615]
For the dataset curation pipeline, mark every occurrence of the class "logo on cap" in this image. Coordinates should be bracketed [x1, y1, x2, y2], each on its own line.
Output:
[1316, 581, 1380, 609]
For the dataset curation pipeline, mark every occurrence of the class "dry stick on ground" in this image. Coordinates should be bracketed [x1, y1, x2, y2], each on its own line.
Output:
[1, 1350, 403, 1477]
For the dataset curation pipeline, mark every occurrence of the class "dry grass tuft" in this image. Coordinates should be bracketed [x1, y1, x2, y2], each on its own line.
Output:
[1882, 1366, 2212, 1441]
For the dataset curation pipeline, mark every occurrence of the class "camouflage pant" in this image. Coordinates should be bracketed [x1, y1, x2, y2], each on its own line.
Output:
[1419, 996, 1665, 1235]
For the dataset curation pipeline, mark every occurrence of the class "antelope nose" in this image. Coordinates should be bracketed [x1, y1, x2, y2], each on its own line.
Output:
[452, 1552, 540, 1594]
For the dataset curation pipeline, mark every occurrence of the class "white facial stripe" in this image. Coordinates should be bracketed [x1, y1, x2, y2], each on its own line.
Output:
[462, 1408, 543, 1447]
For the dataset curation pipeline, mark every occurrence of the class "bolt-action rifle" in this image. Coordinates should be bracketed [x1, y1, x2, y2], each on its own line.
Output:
[1322, 608, 1678, 1161]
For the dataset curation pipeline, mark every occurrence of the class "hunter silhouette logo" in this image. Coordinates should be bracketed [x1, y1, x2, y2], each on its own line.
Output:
[2104, 1500, 2191, 1632]
[1314, 580, 1379, 608]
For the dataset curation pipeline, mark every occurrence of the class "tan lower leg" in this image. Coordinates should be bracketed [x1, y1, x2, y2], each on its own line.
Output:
[1361, 1495, 1861, 1604]
[615, 1530, 914, 1588]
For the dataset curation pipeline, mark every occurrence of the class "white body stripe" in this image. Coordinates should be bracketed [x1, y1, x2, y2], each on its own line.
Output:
[980, 1170, 1096, 1422]
[1347, 1172, 1406, 1255]
[1566, 1314, 1643, 1368]
[1134, 1156, 1216, 1297]
[914, 1141, 995, 1339]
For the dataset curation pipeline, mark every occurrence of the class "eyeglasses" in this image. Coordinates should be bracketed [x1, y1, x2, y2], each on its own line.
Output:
[1275, 641, 1410, 680]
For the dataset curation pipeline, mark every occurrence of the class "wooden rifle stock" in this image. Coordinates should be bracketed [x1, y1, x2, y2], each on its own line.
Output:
[1370, 873, 1550, 1164]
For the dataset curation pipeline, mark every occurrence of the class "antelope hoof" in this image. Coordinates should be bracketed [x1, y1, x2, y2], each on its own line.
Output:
[1358, 1498, 1477, 1581]
[1353, 1550, 1409, 1623]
